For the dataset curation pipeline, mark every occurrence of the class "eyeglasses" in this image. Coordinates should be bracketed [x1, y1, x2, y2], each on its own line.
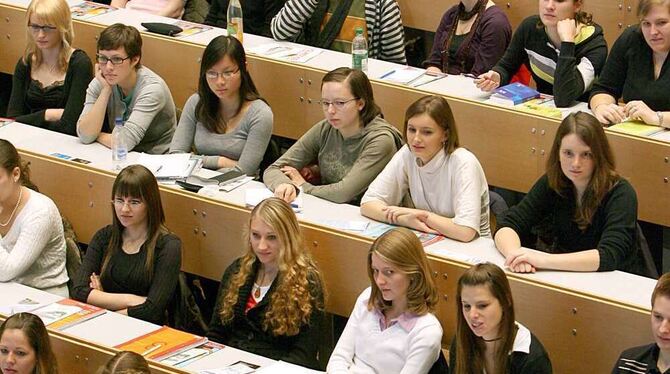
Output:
[97, 54, 132, 66]
[205, 68, 240, 80]
[112, 198, 144, 209]
[321, 98, 359, 110]
[28, 23, 57, 33]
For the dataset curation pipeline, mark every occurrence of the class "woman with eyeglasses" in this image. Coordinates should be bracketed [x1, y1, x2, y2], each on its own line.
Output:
[72, 164, 182, 324]
[169, 36, 272, 176]
[77, 24, 176, 154]
[7, 0, 92, 136]
[0, 139, 68, 297]
[424, 0, 511, 76]
[263, 67, 403, 205]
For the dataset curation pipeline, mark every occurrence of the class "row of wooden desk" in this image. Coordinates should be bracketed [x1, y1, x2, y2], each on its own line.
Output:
[0, 121, 658, 374]
[0, 0, 668, 228]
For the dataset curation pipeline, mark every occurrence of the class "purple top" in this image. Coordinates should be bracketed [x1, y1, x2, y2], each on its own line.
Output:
[424, 5, 511, 75]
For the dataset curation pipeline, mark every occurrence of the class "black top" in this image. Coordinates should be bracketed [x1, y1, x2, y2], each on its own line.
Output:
[7, 49, 92, 136]
[207, 257, 324, 369]
[72, 225, 182, 325]
[497, 175, 642, 273]
[612, 343, 670, 374]
[448, 331, 553, 373]
[590, 25, 670, 111]
[492, 15, 607, 107]
[204, 0, 286, 37]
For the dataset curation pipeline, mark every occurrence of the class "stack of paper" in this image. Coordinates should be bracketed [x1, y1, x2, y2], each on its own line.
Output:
[33, 299, 106, 330]
[135, 153, 197, 181]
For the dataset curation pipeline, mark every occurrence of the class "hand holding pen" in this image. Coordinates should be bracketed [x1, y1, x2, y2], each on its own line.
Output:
[474, 70, 501, 92]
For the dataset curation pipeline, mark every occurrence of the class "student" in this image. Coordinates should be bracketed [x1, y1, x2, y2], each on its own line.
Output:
[612, 272, 670, 373]
[77, 24, 176, 154]
[207, 197, 325, 369]
[590, 0, 670, 127]
[451, 263, 552, 374]
[72, 165, 182, 325]
[7, 0, 92, 136]
[0, 139, 68, 297]
[327, 227, 442, 373]
[97, 351, 150, 374]
[494, 112, 642, 274]
[263, 67, 402, 205]
[0, 313, 59, 374]
[424, 0, 511, 76]
[475, 0, 607, 107]
[270, 0, 407, 63]
[110, 0, 185, 18]
[361, 95, 490, 242]
[169, 35, 273, 176]
[204, 0, 285, 37]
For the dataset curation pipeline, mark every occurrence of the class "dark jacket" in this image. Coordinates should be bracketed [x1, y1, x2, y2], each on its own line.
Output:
[204, 0, 286, 37]
[207, 257, 324, 369]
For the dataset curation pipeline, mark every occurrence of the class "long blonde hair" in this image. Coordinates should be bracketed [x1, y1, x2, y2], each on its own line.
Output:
[24, 0, 74, 73]
[218, 198, 325, 336]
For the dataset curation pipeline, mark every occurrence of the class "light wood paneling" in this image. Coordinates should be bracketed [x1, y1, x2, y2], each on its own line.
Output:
[397, 0, 455, 32]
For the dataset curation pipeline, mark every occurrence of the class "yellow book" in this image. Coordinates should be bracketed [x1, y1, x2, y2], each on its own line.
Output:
[115, 326, 207, 361]
[516, 98, 562, 119]
[607, 121, 664, 137]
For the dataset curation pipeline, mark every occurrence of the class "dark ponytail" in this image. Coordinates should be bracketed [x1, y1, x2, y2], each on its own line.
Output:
[0, 139, 38, 191]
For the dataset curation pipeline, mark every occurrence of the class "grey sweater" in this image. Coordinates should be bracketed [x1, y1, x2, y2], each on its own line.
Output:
[263, 116, 403, 204]
[169, 94, 273, 175]
[78, 66, 176, 154]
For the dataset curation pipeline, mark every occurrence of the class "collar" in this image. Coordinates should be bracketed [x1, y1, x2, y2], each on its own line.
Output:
[369, 302, 418, 332]
[414, 148, 448, 174]
[511, 322, 532, 354]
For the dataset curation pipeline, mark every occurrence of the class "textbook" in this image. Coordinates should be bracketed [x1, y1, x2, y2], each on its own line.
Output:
[607, 121, 665, 137]
[173, 20, 213, 38]
[70, 2, 115, 20]
[489, 83, 541, 106]
[362, 223, 445, 247]
[160, 341, 224, 368]
[515, 97, 562, 119]
[33, 299, 106, 331]
[115, 326, 207, 361]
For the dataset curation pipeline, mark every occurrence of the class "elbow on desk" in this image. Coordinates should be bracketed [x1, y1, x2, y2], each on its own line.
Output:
[77, 128, 98, 145]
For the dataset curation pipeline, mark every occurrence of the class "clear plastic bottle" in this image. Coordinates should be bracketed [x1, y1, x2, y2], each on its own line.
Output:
[227, 0, 244, 43]
[352, 27, 368, 73]
[111, 117, 128, 171]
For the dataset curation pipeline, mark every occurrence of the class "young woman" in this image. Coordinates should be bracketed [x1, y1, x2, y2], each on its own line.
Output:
[97, 351, 150, 374]
[494, 112, 642, 274]
[475, 0, 607, 107]
[451, 263, 552, 374]
[327, 227, 442, 373]
[7, 0, 92, 136]
[169, 36, 273, 176]
[425, 0, 511, 76]
[612, 272, 670, 373]
[77, 24, 176, 154]
[361, 95, 490, 242]
[0, 313, 59, 374]
[72, 165, 182, 324]
[590, 0, 670, 126]
[0, 139, 68, 297]
[207, 197, 325, 369]
[263, 67, 402, 205]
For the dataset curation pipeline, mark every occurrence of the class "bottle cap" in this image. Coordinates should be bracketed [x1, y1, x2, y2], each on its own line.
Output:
[355, 27, 363, 35]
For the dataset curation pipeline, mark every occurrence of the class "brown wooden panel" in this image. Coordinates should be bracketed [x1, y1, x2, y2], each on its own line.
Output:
[582, 0, 625, 48]
[0, 6, 28, 74]
[304, 69, 326, 126]
[397, 0, 455, 32]
[71, 20, 103, 64]
[371, 82, 426, 131]
[161, 189, 204, 275]
[501, 0, 540, 30]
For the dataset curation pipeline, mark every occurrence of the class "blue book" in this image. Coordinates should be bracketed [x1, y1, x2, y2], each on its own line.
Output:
[490, 82, 541, 106]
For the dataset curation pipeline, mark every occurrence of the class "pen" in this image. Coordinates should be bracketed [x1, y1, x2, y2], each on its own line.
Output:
[379, 70, 395, 79]
[155, 165, 163, 173]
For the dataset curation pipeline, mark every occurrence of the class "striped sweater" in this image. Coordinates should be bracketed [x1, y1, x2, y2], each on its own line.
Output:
[270, 0, 407, 64]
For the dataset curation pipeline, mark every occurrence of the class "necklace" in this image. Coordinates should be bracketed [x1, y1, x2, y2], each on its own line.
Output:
[0, 187, 23, 227]
[254, 267, 266, 299]
[482, 336, 502, 342]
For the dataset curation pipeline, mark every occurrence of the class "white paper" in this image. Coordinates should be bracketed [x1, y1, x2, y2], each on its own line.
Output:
[244, 187, 303, 212]
[319, 219, 369, 232]
[135, 153, 192, 179]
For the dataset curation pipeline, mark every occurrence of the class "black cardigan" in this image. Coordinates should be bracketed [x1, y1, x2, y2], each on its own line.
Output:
[7, 49, 92, 136]
[207, 257, 324, 369]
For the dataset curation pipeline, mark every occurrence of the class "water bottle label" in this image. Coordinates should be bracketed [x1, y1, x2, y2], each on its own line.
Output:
[227, 18, 243, 42]
[352, 51, 368, 71]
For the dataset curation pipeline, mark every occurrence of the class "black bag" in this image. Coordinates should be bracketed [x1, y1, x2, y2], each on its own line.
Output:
[168, 272, 208, 335]
[300, 0, 355, 49]
[141, 22, 183, 37]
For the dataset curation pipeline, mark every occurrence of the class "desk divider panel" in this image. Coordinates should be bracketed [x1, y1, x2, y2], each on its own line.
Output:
[0, 5, 28, 74]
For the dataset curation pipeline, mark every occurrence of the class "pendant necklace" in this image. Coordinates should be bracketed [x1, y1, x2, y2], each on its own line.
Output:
[0, 187, 23, 227]
[254, 267, 265, 299]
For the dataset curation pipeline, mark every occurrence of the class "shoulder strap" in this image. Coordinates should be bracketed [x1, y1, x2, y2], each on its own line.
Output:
[301, 0, 356, 49]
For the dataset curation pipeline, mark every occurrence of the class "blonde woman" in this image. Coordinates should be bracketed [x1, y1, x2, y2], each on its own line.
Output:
[207, 198, 325, 369]
[8, 0, 92, 136]
[327, 228, 443, 374]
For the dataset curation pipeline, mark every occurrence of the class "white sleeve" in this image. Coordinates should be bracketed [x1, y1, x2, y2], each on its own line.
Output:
[451, 152, 489, 235]
[327, 291, 368, 373]
[399, 318, 443, 374]
[360, 147, 408, 206]
[0, 201, 57, 281]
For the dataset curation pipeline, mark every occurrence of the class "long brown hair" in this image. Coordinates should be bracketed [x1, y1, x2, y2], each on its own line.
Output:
[100, 165, 168, 282]
[546, 111, 619, 229]
[321, 67, 382, 126]
[24, 0, 74, 73]
[404, 95, 460, 154]
[637, 0, 670, 17]
[367, 228, 438, 315]
[96, 351, 150, 374]
[218, 198, 325, 336]
[0, 139, 38, 191]
[0, 313, 59, 374]
[195, 35, 263, 133]
[454, 263, 516, 374]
